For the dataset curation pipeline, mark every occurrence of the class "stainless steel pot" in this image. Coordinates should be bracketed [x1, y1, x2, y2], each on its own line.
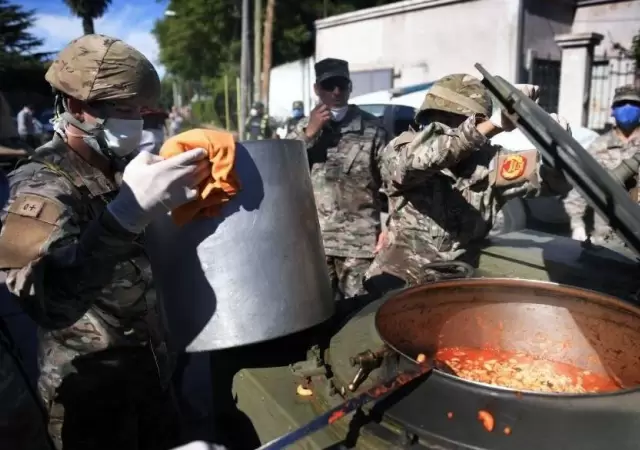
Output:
[146, 139, 334, 351]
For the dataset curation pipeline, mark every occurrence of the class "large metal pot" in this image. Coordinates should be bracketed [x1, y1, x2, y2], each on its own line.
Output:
[375, 278, 640, 390]
[146, 139, 334, 351]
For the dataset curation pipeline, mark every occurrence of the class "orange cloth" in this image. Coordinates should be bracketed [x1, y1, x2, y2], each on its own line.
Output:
[159, 128, 241, 226]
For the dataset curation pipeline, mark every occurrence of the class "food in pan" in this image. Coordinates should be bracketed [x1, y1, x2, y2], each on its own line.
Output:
[435, 346, 622, 394]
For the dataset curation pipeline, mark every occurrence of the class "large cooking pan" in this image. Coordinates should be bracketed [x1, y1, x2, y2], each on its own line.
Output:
[375, 278, 640, 393]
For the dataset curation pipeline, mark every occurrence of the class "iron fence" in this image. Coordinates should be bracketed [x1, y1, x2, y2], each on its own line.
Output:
[588, 52, 637, 132]
[528, 56, 561, 114]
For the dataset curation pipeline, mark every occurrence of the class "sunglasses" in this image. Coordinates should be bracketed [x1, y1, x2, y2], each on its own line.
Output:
[319, 77, 350, 92]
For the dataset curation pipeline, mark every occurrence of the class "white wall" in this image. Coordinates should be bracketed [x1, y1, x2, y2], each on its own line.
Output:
[315, 0, 523, 87]
[573, 0, 640, 55]
[268, 57, 315, 122]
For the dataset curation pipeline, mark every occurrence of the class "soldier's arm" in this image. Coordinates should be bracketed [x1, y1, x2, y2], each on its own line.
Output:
[392, 115, 493, 187]
[0, 173, 139, 329]
[285, 117, 321, 149]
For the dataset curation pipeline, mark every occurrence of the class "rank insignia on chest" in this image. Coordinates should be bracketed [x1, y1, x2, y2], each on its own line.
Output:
[500, 154, 527, 180]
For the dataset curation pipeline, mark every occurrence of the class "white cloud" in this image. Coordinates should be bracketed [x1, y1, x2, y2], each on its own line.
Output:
[33, 5, 165, 77]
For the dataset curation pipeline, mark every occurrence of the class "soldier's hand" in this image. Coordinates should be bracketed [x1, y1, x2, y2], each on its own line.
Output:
[489, 84, 540, 132]
[514, 84, 540, 102]
[375, 231, 388, 253]
[107, 149, 210, 233]
[571, 227, 588, 242]
[550, 113, 572, 135]
[305, 104, 331, 138]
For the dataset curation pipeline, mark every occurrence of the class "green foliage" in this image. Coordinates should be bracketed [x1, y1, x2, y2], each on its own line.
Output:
[63, 0, 112, 34]
[153, 0, 398, 129]
[0, 0, 45, 63]
[0, 0, 51, 93]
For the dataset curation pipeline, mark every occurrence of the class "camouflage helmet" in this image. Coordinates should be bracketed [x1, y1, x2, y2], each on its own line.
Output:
[292, 100, 304, 109]
[45, 34, 160, 107]
[417, 74, 492, 121]
[253, 101, 265, 109]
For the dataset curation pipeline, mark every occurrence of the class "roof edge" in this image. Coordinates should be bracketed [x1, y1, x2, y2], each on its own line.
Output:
[315, 0, 474, 30]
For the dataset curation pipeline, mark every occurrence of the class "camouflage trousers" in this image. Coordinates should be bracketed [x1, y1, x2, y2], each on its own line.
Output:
[42, 346, 181, 450]
[0, 326, 52, 450]
[326, 256, 372, 300]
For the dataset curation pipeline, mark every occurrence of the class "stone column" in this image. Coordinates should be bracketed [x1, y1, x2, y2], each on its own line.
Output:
[554, 32, 603, 127]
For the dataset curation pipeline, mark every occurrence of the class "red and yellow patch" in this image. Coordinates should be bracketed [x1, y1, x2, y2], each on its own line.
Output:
[500, 154, 527, 181]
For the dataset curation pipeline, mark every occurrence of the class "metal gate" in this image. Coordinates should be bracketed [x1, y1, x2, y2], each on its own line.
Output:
[528, 56, 561, 114]
[588, 52, 637, 132]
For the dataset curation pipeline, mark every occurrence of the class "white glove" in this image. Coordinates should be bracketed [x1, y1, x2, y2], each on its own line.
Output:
[571, 226, 587, 242]
[549, 113, 572, 136]
[108, 149, 209, 233]
[489, 84, 541, 132]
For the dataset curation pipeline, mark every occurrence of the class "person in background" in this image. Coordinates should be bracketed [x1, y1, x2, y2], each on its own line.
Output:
[140, 107, 169, 154]
[564, 85, 640, 245]
[169, 106, 184, 136]
[17, 104, 37, 148]
[286, 58, 388, 300]
[0, 34, 211, 449]
[285, 101, 306, 134]
[245, 101, 272, 140]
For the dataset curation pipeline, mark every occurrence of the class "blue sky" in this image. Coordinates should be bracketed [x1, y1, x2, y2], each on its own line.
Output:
[22, 0, 167, 76]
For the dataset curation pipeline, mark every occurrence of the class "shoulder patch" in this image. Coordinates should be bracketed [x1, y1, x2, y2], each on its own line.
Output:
[0, 194, 64, 269]
[490, 149, 538, 187]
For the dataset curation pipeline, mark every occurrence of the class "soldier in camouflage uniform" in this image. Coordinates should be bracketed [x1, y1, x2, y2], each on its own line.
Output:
[0, 35, 212, 449]
[285, 101, 306, 135]
[287, 58, 388, 299]
[364, 74, 572, 296]
[245, 101, 272, 140]
[563, 85, 640, 245]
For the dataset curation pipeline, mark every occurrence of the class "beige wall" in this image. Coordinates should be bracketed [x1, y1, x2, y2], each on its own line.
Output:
[573, 0, 640, 56]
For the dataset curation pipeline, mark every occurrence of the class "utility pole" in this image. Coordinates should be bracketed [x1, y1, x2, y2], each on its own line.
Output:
[240, 0, 250, 139]
[253, 0, 262, 103]
[261, 0, 275, 106]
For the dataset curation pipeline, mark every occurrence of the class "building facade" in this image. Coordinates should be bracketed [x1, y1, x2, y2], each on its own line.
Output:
[314, 0, 639, 130]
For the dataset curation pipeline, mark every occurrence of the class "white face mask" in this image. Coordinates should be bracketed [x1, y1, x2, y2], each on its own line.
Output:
[102, 118, 143, 157]
[330, 106, 348, 122]
[250, 108, 258, 116]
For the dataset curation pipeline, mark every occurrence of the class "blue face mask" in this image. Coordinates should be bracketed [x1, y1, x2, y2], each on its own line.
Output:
[612, 104, 640, 131]
[292, 108, 303, 119]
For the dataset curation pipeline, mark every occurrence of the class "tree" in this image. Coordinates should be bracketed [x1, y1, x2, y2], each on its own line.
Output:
[0, 0, 46, 65]
[154, 0, 399, 81]
[261, 0, 275, 105]
[153, 0, 399, 128]
[63, 0, 112, 35]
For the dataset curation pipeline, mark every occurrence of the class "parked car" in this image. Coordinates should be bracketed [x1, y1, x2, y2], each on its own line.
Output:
[351, 84, 600, 235]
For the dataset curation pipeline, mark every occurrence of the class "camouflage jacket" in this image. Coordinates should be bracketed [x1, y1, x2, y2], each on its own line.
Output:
[287, 105, 388, 258]
[563, 129, 640, 241]
[0, 136, 173, 401]
[368, 116, 570, 284]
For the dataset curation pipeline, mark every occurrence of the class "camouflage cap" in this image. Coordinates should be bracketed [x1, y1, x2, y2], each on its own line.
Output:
[253, 101, 265, 109]
[45, 34, 160, 107]
[612, 85, 640, 105]
[292, 100, 303, 109]
[417, 74, 492, 119]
